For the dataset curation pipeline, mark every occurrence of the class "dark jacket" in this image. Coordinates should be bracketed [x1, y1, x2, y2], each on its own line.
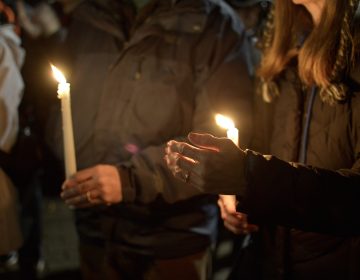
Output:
[240, 61, 360, 279]
[50, 0, 253, 258]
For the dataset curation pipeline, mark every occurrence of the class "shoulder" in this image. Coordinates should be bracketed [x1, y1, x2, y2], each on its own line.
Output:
[72, 1, 129, 39]
[149, 0, 245, 37]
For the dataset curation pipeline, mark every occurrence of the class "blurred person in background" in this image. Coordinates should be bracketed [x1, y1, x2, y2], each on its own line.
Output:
[0, 0, 24, 276]
[54, 0, 254, 279]
[14, 0, 69, 278]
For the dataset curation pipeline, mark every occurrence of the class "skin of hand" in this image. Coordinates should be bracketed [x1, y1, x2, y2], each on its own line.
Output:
[60, 164, 122, 208]
[218, 195, 258, 235]
[165, 132, 247, 194]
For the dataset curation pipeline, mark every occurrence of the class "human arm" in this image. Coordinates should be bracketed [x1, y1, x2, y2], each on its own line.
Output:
[242, 151, 360, 235]
[166, 132, 360, 235]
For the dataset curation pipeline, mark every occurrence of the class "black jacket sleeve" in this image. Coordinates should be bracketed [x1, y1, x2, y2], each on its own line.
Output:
[240, 150, 360, 236]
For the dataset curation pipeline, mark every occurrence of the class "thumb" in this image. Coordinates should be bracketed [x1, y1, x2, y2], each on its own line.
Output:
[188, 132, 222, 151]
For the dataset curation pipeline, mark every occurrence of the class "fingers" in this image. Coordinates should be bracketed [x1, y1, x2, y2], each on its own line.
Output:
[168, 144, 208, 179]
[164, 153, 181, 175]
[61, 179, 96, 200]
[61, 167, 95, 191]
[189, 132, 238, 155]
[70, 167, 96, 184]
[175, 155, 198, 175]
[221, 211, 259, 235]
[164, 143, 204, 188]
[165, 138, 221, 183]
[60, 165, 122, 208]
[61, 187, 89, 205]
[64, 189, 103, 208]
[166, 140, 204, 163]
[188, 132, 222, 151]
[165, 139, 221, 191]
[223, 212, 248, 235]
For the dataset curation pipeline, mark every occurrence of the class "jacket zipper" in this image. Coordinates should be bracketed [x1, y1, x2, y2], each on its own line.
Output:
[298, 86, 317, 164]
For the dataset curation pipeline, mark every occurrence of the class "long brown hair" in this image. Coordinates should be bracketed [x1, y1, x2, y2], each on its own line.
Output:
[258, 0, 360, 104]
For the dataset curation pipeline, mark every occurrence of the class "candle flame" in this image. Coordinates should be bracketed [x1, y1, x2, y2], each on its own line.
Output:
[215, 114, 235, 129]
[51, 64, 67, 84]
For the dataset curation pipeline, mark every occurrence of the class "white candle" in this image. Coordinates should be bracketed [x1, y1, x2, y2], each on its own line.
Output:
[215, 114, 239, 147]
[215, 114, 239, 212]
[227, 127, 239, 147]
[51, 65, 77, 178]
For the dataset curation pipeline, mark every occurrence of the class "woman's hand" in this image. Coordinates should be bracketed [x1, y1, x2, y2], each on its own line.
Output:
[165, 132, 247, 195]
[218, 195, 258, 235]
[60, 164, 122, 208]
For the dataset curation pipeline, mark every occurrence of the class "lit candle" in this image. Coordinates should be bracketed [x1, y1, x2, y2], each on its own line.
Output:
[51, 65, 77, 178]
[215, 114, 239, 209]
[215, 114, 239, 147]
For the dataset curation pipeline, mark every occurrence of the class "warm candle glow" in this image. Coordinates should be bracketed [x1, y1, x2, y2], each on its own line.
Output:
[215, 114, 235, 130]
[216, 114, 239, 218]
[215, 113, 239, 147]
[51, 64, 67, 84]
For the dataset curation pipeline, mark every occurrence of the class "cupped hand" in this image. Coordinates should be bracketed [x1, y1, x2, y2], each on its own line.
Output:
[165, 132, 247, 195]
[60, 164, 122, 208]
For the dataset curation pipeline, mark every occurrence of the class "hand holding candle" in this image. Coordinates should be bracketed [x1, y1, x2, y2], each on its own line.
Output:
[215, 113, 258, 236]
[165, 110, 246, 194]
[51, 65, 77, 178]
[165, 114, 258, 234]
[165, 131, 247, 194]
[215, 114, 239, 210]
